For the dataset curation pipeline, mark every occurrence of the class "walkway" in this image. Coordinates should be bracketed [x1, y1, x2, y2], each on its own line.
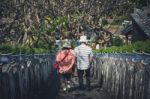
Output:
[56, 87, 111, 99]
[55, 76, 111, 99]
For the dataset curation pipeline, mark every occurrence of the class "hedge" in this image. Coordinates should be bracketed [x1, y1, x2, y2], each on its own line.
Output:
[94, 40, 150, 53]
[0, 45, 49, 54]
[0, 40, 150, 54]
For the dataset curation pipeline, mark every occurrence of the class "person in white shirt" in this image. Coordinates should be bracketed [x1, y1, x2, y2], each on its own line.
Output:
[96, 43, 100, 49]
[74, 35, 93, 91]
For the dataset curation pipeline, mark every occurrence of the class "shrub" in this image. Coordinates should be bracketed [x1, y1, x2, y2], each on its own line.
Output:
[133, 41, 144, 52]
[34, 48, 48, 54]
[94, 40, 150, 53]
[0, 45, 49, 54]
[0, 44, 13, 54]
[142, 40, 150, 53]
[112, 36, 123, 47]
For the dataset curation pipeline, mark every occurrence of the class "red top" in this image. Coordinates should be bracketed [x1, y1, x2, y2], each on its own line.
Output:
[56, 49, 75, 74]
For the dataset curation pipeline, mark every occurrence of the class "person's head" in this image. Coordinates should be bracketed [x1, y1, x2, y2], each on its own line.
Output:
[62, 41, 71, 50]
[79, 35, 88, 44]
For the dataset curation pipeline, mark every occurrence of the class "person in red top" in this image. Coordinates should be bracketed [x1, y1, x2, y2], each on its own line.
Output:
[56, 41, 75, 91]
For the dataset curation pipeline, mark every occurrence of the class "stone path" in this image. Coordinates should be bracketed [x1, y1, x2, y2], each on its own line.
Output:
[56, 77, 111, 99]
[56, 85, 111, 99]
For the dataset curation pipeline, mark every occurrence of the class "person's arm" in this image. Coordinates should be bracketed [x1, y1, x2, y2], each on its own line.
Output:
[56, 51, 64, 73]
[68, 56, 75, 71]
[89, 49, 93, 62]
[56, 52, 61, 63]
[55, 52, 63, 73]
[55, 53, 59, 62]
[65, 50, 76, 72]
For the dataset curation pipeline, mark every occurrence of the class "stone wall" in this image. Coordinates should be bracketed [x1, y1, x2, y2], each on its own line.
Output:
[0, 53, 150, 99]
[0, 54, 59, 99]
[92, 53, 150, 99]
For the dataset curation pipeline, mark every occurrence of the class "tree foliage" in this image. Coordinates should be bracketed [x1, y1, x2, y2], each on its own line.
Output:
[0, 0, 149, 47]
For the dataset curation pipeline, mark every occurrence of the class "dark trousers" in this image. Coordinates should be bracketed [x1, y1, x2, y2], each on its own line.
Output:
[61, 73, 71, 81]
[77, 68, 91, 89]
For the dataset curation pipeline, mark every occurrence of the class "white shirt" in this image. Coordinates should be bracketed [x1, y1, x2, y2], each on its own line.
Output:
[74, 44, 93, 70]
[96, 44, 100, 49]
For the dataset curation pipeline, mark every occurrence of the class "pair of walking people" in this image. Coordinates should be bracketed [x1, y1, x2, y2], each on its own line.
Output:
[55, 35, 93, 91]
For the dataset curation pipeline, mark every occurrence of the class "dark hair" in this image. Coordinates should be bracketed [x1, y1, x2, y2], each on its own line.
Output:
[62, 47, 71, 50]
